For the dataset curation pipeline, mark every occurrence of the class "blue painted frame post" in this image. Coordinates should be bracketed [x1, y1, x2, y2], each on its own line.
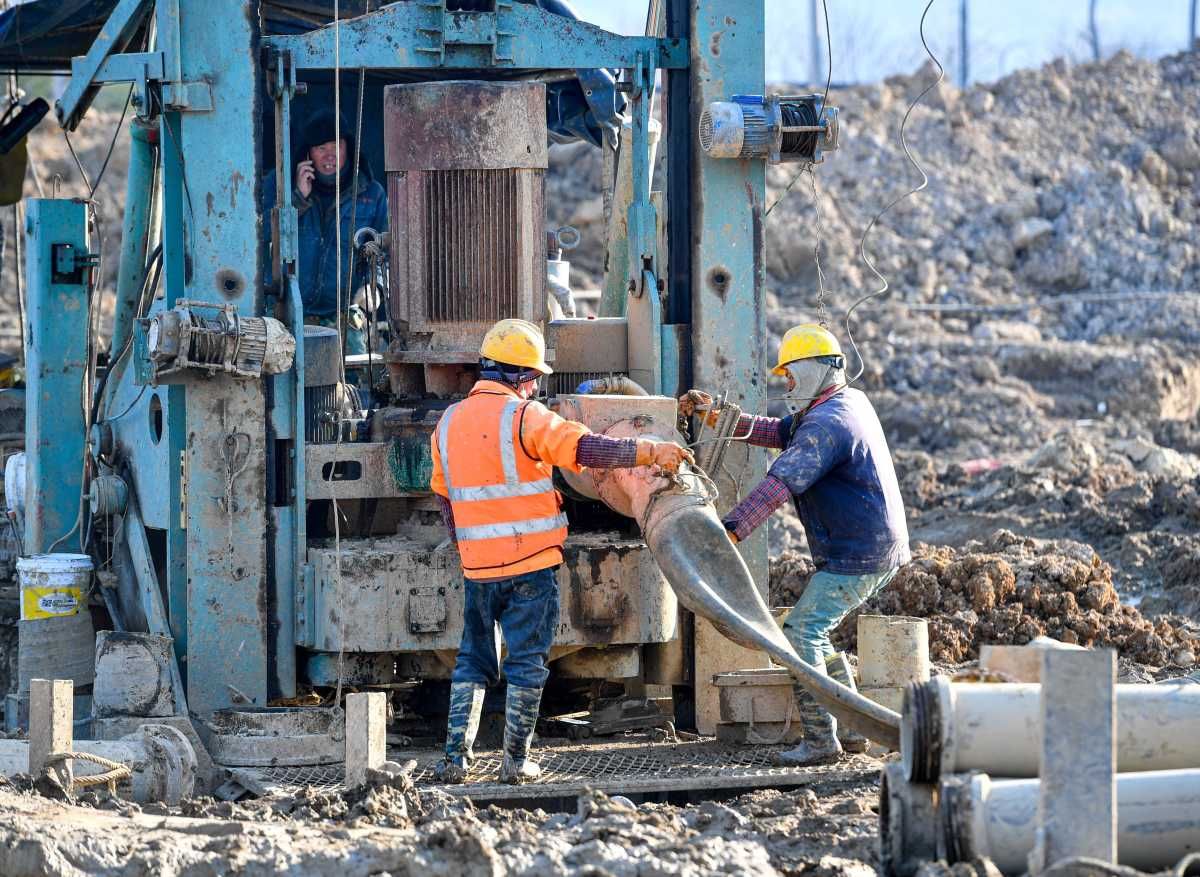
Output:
[23, 199, 91, 554]
[157, 0, 275, 713]
[688, 0, 770, 733]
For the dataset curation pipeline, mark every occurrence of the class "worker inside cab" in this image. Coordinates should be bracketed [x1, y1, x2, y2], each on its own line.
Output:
[680, 323, 910, 765]
[431, 319, 694, 784]
[263, 108, 388, 354]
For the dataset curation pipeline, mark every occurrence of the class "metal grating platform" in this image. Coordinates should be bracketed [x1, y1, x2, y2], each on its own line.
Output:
[227, 741, 878, 803]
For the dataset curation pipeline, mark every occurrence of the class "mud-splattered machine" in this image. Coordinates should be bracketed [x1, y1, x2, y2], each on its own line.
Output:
[7, 0, 840, 753]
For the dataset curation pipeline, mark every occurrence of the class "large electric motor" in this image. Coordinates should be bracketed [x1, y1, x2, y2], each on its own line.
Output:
[384, 81, 548, 367]
[141, 301, 295, 382]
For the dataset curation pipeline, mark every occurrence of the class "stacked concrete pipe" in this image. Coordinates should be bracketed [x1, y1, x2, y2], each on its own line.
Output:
[556, 396, 901, 747]
[902, 676, 1200, 782]
[938, 769, 1200, 875]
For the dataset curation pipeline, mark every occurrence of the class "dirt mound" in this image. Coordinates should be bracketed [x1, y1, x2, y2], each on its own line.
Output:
[773, 531, 1199, 667]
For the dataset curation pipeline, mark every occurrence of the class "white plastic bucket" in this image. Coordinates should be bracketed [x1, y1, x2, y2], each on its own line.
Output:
[18, 553, 92, 619]
[17, 553, 95, 691]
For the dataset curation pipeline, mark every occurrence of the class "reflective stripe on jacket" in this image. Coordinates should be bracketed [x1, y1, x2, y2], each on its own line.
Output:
[430, 381, 589, 580]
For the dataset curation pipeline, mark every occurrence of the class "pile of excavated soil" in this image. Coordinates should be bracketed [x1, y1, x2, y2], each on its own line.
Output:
[551, 49, 1200, 316]
[1, 774, 885, 876]
[771, 530, 1199, 668]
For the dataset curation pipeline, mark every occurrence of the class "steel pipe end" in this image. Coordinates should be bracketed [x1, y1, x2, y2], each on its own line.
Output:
[902, 678, 943, 783]
[125, 724, 197, 805]
[936, 772, 987, 865]
[880, 762, 939, 877]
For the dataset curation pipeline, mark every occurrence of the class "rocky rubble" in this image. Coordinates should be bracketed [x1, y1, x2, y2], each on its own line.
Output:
[773, 530, 1199, 667]
[551, 50, 1200, 316]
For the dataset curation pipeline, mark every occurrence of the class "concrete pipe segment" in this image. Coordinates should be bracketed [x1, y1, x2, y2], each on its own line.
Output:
[938, 769, 1200, 875]
[878, 762, 938, 877]
[0, 724, 196, 805]
[903, 675, 1200, 782]
[556, 399, 901, 748]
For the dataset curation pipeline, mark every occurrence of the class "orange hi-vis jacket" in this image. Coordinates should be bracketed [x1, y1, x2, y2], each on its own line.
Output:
[430, 381, 591, 581]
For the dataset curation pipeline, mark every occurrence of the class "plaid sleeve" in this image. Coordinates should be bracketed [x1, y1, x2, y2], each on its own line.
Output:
[576, 433, 639, 468]
[435, 494, 457, 544]
[739, 414, 787, 449]
[721, 475, 791, 541]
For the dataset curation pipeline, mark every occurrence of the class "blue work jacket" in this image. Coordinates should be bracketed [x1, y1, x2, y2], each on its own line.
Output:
[771, 388, 911, 575]
[262, 167, 388, 319]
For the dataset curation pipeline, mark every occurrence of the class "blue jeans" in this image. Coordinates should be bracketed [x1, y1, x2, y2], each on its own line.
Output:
[782, 567, 899, 668]
[451, 566, 560, 690]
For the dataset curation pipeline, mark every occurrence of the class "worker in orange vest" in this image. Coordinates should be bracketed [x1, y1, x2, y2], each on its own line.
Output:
[431, 319, 693, 784]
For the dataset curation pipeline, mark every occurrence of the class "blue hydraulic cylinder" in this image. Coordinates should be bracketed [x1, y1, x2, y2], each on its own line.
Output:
[110, 119, 158, 367]
[23, 199, 91, 554]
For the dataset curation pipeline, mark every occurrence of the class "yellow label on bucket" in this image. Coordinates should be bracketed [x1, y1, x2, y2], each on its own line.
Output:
[20, 586, 82, 620]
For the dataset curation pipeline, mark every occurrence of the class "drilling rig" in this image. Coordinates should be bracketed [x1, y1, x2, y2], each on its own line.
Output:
[0, 0, 864, 788]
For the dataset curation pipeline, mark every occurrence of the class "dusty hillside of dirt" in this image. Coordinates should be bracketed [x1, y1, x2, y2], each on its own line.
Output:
[551, 49, 1200, 310]
[0, 109, 131, 353]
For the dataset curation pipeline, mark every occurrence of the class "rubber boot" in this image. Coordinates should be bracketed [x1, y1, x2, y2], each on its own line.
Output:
[825, 652, 869, 754]
[433, 682, 485, 783]
[774, 680, 843, 766]
[498, 684, 543, 784]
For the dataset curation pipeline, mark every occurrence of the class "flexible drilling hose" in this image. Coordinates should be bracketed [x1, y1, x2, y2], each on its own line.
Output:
[570, 415, 901, 748]
[576, 376, 650, 397]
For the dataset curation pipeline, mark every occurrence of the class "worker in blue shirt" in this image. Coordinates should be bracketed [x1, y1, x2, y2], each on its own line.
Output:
[680, 323, 910, 764]
[263, 109, 388, 354]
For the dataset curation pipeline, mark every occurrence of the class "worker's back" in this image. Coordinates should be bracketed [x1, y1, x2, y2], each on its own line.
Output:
[782, 387, 910, 575]
[431, 382, 573, 580]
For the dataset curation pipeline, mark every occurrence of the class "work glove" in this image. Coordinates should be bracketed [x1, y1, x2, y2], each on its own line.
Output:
[677, 389, 720, 427]
[725, 528, 739, 545]
[346, 304, 368, 332]
[635, 439, 695, 474]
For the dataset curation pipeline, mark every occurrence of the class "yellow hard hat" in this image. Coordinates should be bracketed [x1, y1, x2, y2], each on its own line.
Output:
[480, 319, 553, 375]
[773, 323, 843, 376]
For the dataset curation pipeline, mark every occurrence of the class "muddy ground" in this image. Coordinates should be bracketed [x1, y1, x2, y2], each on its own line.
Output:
[0, 764, 883, 877]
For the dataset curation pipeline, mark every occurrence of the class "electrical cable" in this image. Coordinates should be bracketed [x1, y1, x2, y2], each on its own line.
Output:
[62, 129, 92, 194]
[844, 0, 943, 384]
[325, 0, 372, 706]
[808, 168, 830, 327]
[104, 384, 148, 425]
[762, 0, 833, 329]
[331, 0, 348, 706]
[763, 0, 831, 218]
[89, 84, 133, 200]
[154, 90, 197, 272]
[93, 243, 163, 425]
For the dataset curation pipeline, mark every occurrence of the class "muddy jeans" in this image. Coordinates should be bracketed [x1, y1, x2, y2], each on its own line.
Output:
[782, 567, 899, 668]
[452, 566, 560, 690]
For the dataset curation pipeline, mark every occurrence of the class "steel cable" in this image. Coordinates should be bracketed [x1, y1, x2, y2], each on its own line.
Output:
[844, 0, 943, 383]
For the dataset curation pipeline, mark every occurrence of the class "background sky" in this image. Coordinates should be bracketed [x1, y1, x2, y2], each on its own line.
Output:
[570, 0, 1198, 85]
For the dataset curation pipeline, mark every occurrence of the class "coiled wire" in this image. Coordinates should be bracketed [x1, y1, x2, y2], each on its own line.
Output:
[845, 0, 943, 383]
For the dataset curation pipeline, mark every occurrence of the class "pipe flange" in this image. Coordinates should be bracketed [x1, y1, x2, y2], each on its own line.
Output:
[902, 678, 943, 783]
[128, 723, 197, 805]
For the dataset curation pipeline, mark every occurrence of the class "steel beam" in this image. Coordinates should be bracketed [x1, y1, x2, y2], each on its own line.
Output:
[110, 120, 157, 368]
[265, 3, 687, 71]
[154, 0, 275, 714]
[24, 199, 90, 554]
[56, 0, 153, 131]
[687, 0, 769, 734]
